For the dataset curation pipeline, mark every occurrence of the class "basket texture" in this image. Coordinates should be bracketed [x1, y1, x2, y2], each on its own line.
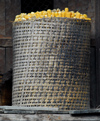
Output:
[12, 18, 91, 110]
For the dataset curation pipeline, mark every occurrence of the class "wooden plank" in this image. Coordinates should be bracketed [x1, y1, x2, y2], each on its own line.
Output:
[0, 38, 12, 47]
[0, 48, 5, 74]
[69, 109, 100, 114]
[0, 0, 5, 36]
[5, 0, 21, 36]
[90, 39, 96, 47]
[5, 48, 12, 72]
[90, 47, 96, 108]
[95, 0, 100, 107]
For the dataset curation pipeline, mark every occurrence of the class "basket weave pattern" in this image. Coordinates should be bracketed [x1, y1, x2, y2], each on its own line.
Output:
[12, 18, 91, 110]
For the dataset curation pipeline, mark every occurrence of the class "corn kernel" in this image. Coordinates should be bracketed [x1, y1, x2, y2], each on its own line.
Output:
[65, 7, 69, 12]
[65, 12, 71, 18]
[54, 12, 58, 17]
[14, 18, 18, 22]
[83, 14, 87, 18]
[30, 12, 35, 17]
[24, 15, 30, 20]
[17, 18, 21, 21]
[52, 9, 56, 12]
[48, 14, 51, 17]
[44, 15, 48, 18]
[21, 17, 26, 21]
[75, 12, 81, 19]
[42, 11, 47, 16]
[56, 8, 60, 12]
[85, 18, 91, 21]
[47, 9, 51, 15]
[61, 11, 65, 17]
[70, 11, 75, 18]
[41, 11, 45, 15]
[51, 12, 55, 17]
[58, 11, 62, 17]
[16, 15, 20, 18]
[31, 12, 35, 15]
[20, 13, 27, 17]
[80, 15, 85, 19]
[40, 15, 43, 18]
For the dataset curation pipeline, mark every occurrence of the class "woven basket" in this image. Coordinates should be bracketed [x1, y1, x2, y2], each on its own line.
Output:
[12, 17, 91, 110]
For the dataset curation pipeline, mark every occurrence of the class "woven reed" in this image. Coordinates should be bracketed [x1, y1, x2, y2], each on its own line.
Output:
[12, 17, 91, 110]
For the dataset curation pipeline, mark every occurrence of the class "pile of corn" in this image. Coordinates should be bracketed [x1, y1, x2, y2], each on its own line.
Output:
[14, 7, 91, 22]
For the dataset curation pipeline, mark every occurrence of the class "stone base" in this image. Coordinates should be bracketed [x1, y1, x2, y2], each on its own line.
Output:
[0, 106, 100, 121]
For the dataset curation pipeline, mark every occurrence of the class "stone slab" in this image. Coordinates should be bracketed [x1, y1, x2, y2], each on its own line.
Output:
[69, 109, 100, 114]
[0, 113, 100, 121]
[0, 107, 100, 120]
[0, 106, 100, 115]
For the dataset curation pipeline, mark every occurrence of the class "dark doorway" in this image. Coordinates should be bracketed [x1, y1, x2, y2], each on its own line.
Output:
[21, 0, 54, 13]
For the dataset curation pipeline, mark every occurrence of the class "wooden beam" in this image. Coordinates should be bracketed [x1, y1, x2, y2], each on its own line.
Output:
[0, 38, 12, 47]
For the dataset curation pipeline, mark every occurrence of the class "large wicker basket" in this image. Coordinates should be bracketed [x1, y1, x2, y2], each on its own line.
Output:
[12, 17, 91, 110]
